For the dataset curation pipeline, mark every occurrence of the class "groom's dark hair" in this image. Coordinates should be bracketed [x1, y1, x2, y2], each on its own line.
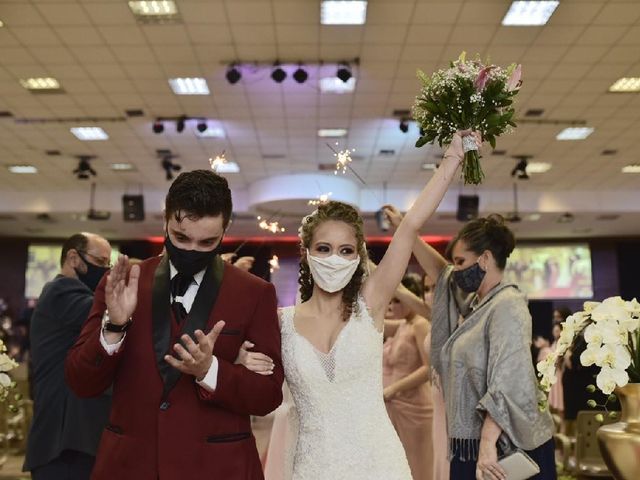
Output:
[165, 170, 233, 228]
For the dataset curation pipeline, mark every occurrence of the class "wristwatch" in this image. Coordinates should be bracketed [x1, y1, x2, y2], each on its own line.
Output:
[102, 310, 133, 333]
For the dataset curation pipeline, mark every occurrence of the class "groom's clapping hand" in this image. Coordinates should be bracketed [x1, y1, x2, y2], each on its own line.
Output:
[164, 320, 225, 381]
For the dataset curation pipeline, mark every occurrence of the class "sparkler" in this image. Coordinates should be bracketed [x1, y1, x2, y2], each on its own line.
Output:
[308, 192, 333, 206]
[257, 216, 285, 233]
[328, 142, 355, 175]
[209, 151, 227, 172]
[268, 255, 280, 273]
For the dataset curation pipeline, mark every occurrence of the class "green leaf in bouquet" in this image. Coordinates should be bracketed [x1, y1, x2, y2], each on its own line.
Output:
[425, 100, 440, 114]
[488, 136, 497, 149]
[416, 69, 430, 86]
[415, 136, 430, 148]
[486, 113, 501, 127]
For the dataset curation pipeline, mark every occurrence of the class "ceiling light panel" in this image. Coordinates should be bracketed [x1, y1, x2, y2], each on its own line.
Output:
[20, 77, 62, 91]
[168, 77, 210, 95]
[502, 1, 559, 26]
[556, 127, 594, 141]
[609, 77, 640, 93]
[71, 127, 109, 141]
[319, 77, 357, 93]
[321, 1, 368, 25]
[318, 128, 348, 137]
[8, 165, 38, 174]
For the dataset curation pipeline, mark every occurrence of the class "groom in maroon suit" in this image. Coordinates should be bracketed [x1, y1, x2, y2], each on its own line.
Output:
[65, 170, 283, 480]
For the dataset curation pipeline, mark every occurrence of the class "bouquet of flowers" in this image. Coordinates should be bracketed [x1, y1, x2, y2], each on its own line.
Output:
[412, 52, 522, 185]
[537, 296, 640, 412]
[0, 338, 18, 402]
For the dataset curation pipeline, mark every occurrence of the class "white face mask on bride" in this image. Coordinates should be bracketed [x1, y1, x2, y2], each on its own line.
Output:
[306, 250, 360, 293]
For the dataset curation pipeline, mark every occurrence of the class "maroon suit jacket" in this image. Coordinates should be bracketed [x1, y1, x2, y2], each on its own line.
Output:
[65, 255, 284, 480]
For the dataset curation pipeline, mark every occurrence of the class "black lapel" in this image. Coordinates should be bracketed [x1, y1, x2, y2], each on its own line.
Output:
[161, 255, 225, 399]
[151, 255, 173, 388]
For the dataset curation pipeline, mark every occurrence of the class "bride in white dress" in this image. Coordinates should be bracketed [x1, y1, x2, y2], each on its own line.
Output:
[238, 133, 478, 479]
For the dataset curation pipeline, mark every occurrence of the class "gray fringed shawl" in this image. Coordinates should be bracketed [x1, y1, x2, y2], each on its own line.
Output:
[430, 266, 554, 461]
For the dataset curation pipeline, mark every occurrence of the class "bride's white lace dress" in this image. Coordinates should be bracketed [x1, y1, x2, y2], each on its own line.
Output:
[279, 297, 413, 480]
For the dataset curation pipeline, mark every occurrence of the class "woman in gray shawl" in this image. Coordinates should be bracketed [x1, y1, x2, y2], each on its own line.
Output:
[383, 211, 556, 480]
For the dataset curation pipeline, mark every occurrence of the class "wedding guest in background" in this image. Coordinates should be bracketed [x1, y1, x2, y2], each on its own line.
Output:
[383, 273, 433, 480]
[24, 232, 113, 480]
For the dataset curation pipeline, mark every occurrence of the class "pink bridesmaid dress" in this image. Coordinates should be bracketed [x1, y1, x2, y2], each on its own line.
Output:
[425, 333, 449, 480]
[383, 321, 434, 480]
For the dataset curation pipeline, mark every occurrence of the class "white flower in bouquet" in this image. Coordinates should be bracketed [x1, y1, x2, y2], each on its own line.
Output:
[0, 372, 11, 388]
[596, 366, 629, 395]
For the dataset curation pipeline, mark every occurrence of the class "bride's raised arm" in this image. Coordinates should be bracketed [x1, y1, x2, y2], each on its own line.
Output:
[362, 131, 480, 322]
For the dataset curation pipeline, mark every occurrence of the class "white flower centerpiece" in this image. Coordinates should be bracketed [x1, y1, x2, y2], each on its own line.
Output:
[0, 338, 18, 402]
[537, 296, 640, 415]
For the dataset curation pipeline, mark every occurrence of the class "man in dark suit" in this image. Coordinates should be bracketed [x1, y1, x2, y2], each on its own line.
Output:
[65, 170, 284, 480]
[24, 232, 113, 479]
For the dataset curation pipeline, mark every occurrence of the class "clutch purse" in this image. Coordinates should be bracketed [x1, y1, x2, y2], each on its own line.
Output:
[497, 450, 540, 480]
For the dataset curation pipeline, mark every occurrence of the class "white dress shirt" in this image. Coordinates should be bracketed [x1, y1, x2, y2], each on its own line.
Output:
[100, 261, 219, 391]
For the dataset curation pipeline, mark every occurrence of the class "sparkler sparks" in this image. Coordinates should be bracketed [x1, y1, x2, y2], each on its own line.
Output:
[308, 192, 333, 206]
[257, 216, 285, 233]
[268, 255, 280, 273]
[209, 151, 227, 172]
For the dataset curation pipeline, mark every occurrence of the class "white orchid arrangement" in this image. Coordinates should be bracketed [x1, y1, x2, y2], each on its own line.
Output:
[0, 338, 18, 402]
[537, 296, 640, 412]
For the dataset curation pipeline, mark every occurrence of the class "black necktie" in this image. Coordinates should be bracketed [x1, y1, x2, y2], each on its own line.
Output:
[170, 272, 193, 323]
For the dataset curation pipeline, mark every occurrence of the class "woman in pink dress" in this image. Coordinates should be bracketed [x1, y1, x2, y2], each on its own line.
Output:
[383, 274, 433, 480]
[547, 322, 564, 413]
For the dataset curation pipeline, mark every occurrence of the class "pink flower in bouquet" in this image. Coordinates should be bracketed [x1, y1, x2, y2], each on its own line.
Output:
[506, 64, 522, 91]
[474, 66, 495, 92]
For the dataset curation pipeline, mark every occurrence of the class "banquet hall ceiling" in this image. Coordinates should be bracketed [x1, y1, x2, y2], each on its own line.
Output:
[0, 0, 639, 239]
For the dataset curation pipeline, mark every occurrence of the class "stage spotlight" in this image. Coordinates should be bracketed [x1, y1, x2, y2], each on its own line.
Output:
[336, 64, 352, 83]
[226, 65, 241, 84]
[293, 66, 308, 83]
[511, 156, 530, 180]
[161, 157, 182, 181]
[271, 64, 287, 83]
[197, 121, 207, 133]
[73, 155, 97, 180]
[176, 115, 186, 133]
[152, 120, 164, 134]
[399, 119, 409, 133]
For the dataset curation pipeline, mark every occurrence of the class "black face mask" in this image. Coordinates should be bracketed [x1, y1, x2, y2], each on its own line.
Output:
[75, 253, 109, 292]
[453, 262, 486, 293]
[164, 234, 222, 276]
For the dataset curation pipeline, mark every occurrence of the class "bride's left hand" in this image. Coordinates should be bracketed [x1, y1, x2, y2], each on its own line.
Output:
[234, 341, 274, 375]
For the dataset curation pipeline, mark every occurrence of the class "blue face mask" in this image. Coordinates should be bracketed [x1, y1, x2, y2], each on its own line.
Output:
[453, 262, 486, 293]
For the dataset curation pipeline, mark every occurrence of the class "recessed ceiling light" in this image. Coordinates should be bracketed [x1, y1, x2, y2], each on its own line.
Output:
[319, 76, 357, 94]
[526, 162, 552, 173]
[318, 128, 348, 137]
[215, 161, 240, 173]
[110, 163, 135, 171]
[70, 127, 109, 141]
[8, 165, 38, 174]
[195, 127, 225, 138]
[556, 127, 594, 141]
[609, 77, 640, 93]
[421, 163, 437, 171]
[321, 1, 367, 25]
[168, 77, 210, 95]
[502, 1, 559, 26]
[129, 0, 178, 17]
[622, 164, 640, 173]
[20, 77, 62, 91]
